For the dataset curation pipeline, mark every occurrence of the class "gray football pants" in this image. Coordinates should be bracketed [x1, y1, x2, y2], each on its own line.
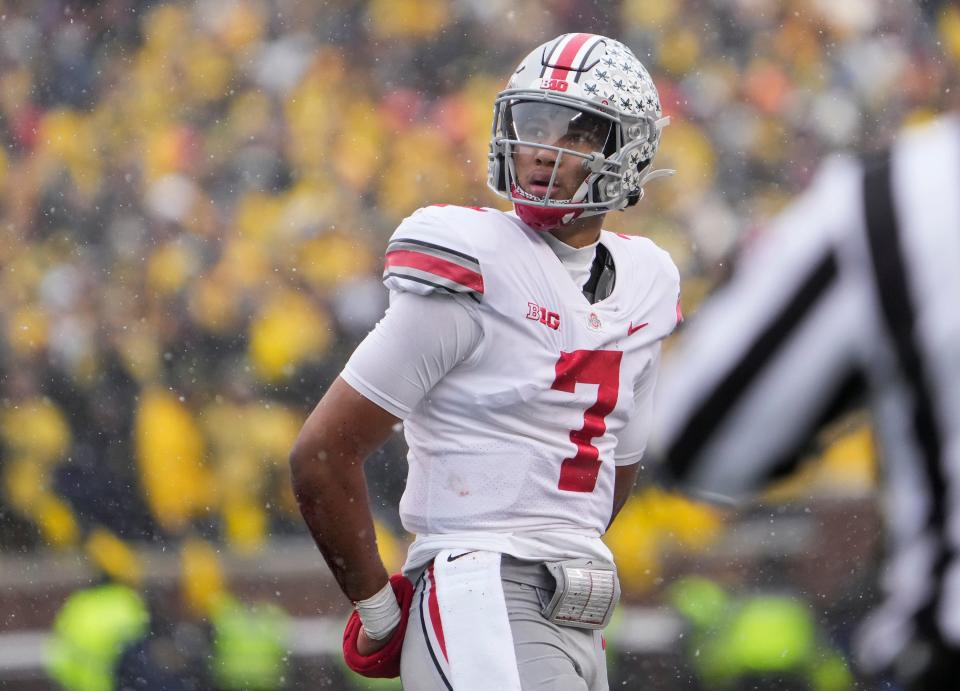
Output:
[399, 556, 609, 690]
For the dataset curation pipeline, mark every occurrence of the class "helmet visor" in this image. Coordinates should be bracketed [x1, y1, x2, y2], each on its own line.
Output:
[505, 101, 613, 153]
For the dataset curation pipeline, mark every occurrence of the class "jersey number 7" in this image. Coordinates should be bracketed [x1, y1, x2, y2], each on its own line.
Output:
[551, 350, 623, 492]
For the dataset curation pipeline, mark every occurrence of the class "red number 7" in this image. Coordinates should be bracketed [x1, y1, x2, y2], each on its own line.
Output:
[551, 350, 623, 492]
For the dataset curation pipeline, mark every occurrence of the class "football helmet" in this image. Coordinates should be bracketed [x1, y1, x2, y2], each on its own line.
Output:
[487, 33, 672, 231]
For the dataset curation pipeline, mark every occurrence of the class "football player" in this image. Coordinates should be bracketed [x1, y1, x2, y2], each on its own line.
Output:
[290, 33, 679, 690]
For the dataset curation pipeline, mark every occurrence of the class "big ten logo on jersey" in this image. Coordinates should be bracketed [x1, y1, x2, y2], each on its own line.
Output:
[540, 78, 568, 92]
[526, 302, 560, 330]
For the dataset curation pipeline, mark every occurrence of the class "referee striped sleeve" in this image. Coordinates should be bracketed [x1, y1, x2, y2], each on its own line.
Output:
[863, 150, 951, 650]
[383, 237, 484, 301]
[666, 249, 843, 482]
[863, 153, 946, 526]
[758, 367, 866, 484]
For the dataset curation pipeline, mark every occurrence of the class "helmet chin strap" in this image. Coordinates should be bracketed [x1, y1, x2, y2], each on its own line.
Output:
[510, 184, 584, 231]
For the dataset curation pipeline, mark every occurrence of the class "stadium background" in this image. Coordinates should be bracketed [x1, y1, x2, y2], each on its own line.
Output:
[0, 0, 954, 688]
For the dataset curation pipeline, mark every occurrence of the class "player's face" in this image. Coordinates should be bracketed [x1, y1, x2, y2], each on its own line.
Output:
[508, 101, 612, 201]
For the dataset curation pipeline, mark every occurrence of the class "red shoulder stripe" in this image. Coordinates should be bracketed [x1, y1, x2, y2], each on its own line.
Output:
[385, 249, 484, 294]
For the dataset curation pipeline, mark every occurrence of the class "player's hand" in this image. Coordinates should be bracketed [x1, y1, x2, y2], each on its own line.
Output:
[342, 574, 414, 678]
[357, 626, 393, 656]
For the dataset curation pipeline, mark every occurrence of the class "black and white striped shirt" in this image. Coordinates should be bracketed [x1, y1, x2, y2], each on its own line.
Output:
[652, 114, 960, 677]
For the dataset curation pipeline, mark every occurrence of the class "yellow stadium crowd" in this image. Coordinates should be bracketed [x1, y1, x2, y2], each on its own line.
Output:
[0, 0, 955, 601]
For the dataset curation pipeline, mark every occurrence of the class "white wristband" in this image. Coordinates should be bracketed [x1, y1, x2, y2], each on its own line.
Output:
[355, 580, 402, 640]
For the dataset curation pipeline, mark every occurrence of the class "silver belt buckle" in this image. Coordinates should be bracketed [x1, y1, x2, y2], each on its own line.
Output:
[541, 559, 620, 630]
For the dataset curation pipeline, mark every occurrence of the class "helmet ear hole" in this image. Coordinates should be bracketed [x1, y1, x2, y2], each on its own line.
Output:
[602, 126, 619, 158]
[590, 176, 604, 204]
[496, 153, 508, 192]
[625, 158, 651, 207]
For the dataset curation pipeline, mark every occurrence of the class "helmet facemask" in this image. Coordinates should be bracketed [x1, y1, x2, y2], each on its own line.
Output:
[503, 98, 613, 203]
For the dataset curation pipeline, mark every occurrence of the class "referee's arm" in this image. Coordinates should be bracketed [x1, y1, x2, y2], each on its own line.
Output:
[652, 156, 870, 502]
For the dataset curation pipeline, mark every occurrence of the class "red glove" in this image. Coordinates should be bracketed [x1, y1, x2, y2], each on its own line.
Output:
[342, 574, 415, 678]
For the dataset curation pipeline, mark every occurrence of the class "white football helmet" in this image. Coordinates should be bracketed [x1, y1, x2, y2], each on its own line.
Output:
[487, 33, 671, 230]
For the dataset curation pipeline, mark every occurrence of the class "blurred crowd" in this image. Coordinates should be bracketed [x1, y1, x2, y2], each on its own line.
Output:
[0, 0, 952, 592]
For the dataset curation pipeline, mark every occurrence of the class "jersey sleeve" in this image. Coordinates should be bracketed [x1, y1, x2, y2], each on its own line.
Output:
[614, 345, 661, 466]
[651, 242, 682, 337]
[340, 290, 482, 419]
[623, 234, 682, 338]
[382, 206, 484, 302]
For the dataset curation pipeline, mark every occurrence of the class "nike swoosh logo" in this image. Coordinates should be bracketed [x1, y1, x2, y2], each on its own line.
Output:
[446, 551, 477, 562]
[627, 321, 649, 336]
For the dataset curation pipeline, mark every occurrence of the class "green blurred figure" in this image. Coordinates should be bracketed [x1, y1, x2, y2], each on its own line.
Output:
[210, 595, 291, 690]
[47, 583, 292, 690]
[668, 576, 853, 691]
[46, 583, 150, 691]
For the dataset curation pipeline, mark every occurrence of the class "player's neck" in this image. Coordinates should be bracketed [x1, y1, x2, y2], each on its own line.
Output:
[548, 214, 604, 248]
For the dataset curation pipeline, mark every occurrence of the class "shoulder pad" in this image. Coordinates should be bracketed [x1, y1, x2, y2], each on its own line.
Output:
[609, 231, 681, 333]
[382, 205, 485, 301]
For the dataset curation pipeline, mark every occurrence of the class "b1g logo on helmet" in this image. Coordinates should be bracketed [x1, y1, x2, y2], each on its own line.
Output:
[540, 78, 569, 92]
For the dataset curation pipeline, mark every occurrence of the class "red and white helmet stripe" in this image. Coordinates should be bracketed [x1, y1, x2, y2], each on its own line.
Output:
[541, 33, 605, 82]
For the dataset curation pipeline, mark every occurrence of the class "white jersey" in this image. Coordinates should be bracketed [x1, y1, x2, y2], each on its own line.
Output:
[377, 205, 679, 566]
